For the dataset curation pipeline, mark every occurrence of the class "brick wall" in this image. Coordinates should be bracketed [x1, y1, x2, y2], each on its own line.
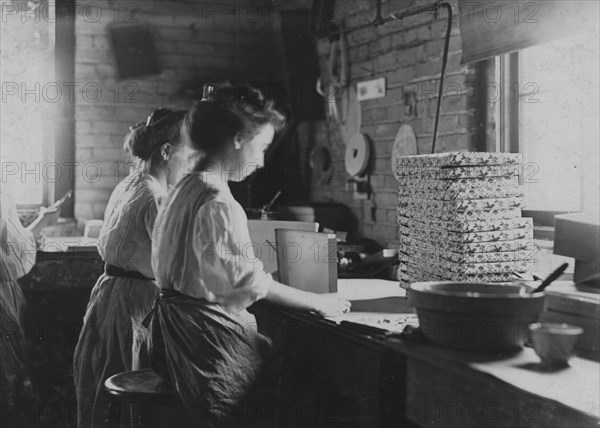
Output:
[72, 0, 491, 247]
[303, 0, 487, 247]
[73, 0, 283, 221]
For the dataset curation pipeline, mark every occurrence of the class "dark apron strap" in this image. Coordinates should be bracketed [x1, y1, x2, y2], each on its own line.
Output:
[105, 263, 155, 281]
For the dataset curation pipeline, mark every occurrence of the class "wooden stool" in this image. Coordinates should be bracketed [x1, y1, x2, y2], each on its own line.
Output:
[104, 368, 189, 428]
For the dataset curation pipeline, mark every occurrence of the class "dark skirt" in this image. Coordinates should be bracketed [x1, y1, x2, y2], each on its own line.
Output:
[73, 273, 158, 428]
[0, 279, 28, 414]
[149, 290, 273, 428]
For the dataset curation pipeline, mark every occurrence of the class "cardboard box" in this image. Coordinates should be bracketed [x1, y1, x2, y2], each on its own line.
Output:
[554, 212, 600, 284]
[554, 212, 600, 262]
[247, 220, 318, 274]
[275, 230, 337, 293]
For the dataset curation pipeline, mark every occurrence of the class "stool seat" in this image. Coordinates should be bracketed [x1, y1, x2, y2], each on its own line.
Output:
[104, 369, 177, 401]
[104, 369, 192, 427]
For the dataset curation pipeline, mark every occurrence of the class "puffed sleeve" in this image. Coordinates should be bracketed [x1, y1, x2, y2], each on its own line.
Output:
[142, 175, 164, 237]
[0, 192, 37, 281]
[192, 199, 272, 312]
[142, 196, 159, 238]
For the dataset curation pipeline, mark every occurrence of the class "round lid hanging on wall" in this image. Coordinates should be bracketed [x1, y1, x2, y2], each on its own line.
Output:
[392, 124, 418, 182]
[344, 132, 370, 177]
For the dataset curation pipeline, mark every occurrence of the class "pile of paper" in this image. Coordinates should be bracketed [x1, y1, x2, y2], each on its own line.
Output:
[395, 152, 534, 288]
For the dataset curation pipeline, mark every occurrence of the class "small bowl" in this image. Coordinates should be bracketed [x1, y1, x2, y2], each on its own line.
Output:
[529, 323, 583, 367]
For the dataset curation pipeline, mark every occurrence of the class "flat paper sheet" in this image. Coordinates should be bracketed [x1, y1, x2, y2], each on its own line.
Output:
[327, 279, 419, 333]
[336, 278, 406, 300]
[329, 312, 419, 333]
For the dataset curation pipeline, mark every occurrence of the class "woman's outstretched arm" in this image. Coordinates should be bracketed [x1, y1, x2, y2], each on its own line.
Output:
[264, 280, 351, 318]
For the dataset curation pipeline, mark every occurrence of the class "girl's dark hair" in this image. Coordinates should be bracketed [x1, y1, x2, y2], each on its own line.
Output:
[124, 108, 187, 165]
[183, 83, 286, 169]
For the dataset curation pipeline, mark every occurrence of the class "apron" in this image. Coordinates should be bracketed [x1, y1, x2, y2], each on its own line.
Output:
[145, 289, 273, 428]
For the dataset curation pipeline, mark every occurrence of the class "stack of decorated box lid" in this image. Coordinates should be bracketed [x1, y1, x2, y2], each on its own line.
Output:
[395, 152, 534, 289]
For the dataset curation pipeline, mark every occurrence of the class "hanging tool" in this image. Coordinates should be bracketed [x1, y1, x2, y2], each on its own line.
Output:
[319, 1, 454, 154]
[316, 27, 349, 123]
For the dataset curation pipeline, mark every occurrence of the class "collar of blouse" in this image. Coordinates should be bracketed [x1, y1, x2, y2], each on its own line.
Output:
[198, 170, 231, 193]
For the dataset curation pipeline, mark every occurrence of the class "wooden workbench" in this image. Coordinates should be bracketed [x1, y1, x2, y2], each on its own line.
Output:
[17, 250, 599, 428]
[252, 279, 600, 428]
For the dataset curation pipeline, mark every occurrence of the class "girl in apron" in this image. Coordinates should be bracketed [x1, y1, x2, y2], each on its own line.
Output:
[148, 84, 351, 427]
[73, 108, 194, 428]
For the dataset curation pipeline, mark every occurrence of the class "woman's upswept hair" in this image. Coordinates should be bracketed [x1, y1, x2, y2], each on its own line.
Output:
[123, 108, 187, 169]
[183, 83, 286, 170]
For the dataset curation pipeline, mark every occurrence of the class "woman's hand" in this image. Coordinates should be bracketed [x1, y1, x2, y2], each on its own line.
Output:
[265, 282, 351, 317]
[38, 207, 61, 227]
[311, 294, 351, 318]
[27, 206, 61, 239]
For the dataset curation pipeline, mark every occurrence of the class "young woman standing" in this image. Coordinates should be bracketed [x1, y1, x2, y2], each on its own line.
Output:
[149, 85, 351, 427]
